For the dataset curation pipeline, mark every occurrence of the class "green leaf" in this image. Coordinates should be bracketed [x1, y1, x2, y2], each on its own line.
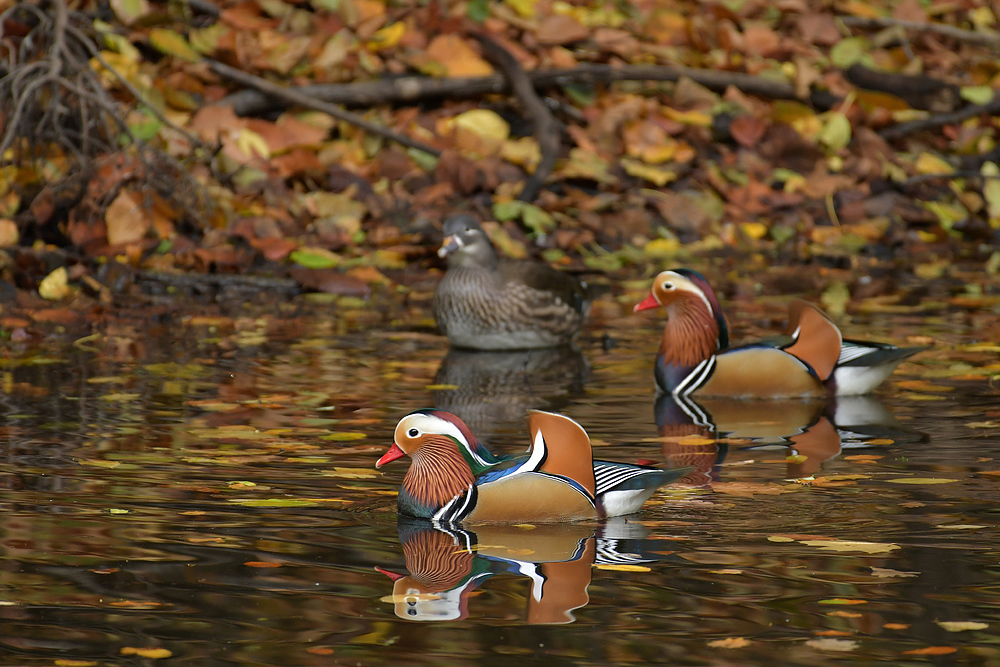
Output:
[960, 85, 995, 106]
[467, 0, 490, 22]
[981, 162, 1000, 223]
[818, 112, 851, 151]
[830, 37, 870, 69]
[110, 0, 150, 24]
[289, 247, 341, 269]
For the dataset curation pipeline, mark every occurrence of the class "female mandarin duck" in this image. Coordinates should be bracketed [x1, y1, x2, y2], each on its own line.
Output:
[634, 269, 925, 398]
[376, 409, 690, 524]
[433, 214, 591, 350]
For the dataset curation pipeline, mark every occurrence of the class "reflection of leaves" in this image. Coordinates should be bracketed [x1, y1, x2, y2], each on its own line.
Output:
[227, 498, 320, 507]
[886, 477, 957, 484]
[902, 647, 957, 656]
[871, 567, 918, 578]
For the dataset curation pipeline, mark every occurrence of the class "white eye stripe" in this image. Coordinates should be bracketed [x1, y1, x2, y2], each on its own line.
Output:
[660, 271, 713, 315]
[398, 414, 488, 465]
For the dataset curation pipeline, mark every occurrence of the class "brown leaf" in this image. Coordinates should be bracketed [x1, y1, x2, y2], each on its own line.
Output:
[105, 191, 150, 246]
[536, 15, 589, 45]
[426, 35, 492, 77]
[729, 116, 767, 147]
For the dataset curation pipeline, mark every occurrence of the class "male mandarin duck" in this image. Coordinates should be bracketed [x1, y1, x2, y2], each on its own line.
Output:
[634, 269, 926, 398]
[433, 214, 592, 350]
[376, 409, 690, 524]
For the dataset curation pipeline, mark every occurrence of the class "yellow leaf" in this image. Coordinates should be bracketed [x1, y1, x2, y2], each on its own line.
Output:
[741, 222, 768, 240]
[800, 540, 899, 554]
[501, 137, 541, 170]
[621, 158, 678, 186]
[110, 0, 150, 24]
[0, 218, 18, 248]
[148, 28, 201, 63]
[818, 598, 868, 605]
[449, 109, 510, 156]
[236, 128, 270, 159]
[426, 34, 493, 77]
[662, 107, 712, 126]
[767, 536, 795, 542]
[708, 637, 751, 648]
[644, 237, 680, 258]
[38, 266, 70, 300]
[80, 459, 121, 468]
[366, 21, 406, 51]
[109, 508, 129, 514]
[134, 648, 172, 659]
[914, 152, 954, 175]
[505, 0, 536, 17]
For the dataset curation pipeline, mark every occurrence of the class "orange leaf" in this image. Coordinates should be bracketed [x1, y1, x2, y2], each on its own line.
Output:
[244, 561, 282, 568]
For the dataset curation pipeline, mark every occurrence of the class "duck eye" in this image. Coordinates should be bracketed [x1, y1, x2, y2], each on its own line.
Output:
[662, 282, 675, 290]
[407, 428, 419, 437]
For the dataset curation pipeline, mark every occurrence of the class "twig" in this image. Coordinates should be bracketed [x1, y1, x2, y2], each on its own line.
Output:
[208, 60, 441, 157]
[880, 93, 1000, 140]
[224, 63, 842, 117]
[840, 16, 1000, 49]
[69, 23, 209, 152]
[472, 34, 559, 203]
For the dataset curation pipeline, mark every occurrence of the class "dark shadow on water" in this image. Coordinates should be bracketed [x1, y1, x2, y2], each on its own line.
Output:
[431, 346, 589, 441]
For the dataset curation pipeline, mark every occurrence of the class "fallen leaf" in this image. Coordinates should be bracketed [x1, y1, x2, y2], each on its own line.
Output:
[827, 611, 863, 618]
[106, 191, 150, 246]
[935, 524, 986, 530]
[819, 599, 868, 605]
[244, 561, 282, 568]
[38, 266, 70, 300]
[883, 623, 910, 629]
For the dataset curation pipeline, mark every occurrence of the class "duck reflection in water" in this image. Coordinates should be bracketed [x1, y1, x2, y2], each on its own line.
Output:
[431, 346, 588, 440]
[657, 393, 922, 484]
[378, 518, 667, 624]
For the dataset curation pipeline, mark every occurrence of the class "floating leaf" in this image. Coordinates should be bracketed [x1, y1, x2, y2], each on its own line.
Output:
[819, 599, 868, 605]
[767, 536, 795, 542]
[884, 622, 910, 629]
[871, 567, 918, 578]
[708, 637, 751, 648]
[902, 647, 957, 656]
[244, 561, 283, 568]
[935, 524, 986, 530]
[121, 647, 172, 659]
[801, 540, 899, 554]
[805, 638, 858, 651]
[936, 621, 988, 632]
[109, 508, 129, 514]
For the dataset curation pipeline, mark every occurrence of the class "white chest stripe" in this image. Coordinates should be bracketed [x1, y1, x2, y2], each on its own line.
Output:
[674, 356, 716, 397]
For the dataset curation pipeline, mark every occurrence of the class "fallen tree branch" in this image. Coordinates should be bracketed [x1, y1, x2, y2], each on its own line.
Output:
[473, 34, 559, 203]
[224, 63, 842, 117]
[840, 16, 1000, 49]
[208, 60, 441, 157]
[880, 93, 1000, 141]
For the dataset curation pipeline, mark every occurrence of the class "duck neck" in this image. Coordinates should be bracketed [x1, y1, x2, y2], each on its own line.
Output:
[401, 437, 477, 517]
[448, 241, 499, 270]
[658, 298, 722, 368]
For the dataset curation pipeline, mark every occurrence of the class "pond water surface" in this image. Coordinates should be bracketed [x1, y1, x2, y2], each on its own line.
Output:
[1, 285, 999, 666]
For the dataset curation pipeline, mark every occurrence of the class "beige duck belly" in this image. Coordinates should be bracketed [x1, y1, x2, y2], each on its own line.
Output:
[694, 348, 826, 398]
[465, 473, 597, 523]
